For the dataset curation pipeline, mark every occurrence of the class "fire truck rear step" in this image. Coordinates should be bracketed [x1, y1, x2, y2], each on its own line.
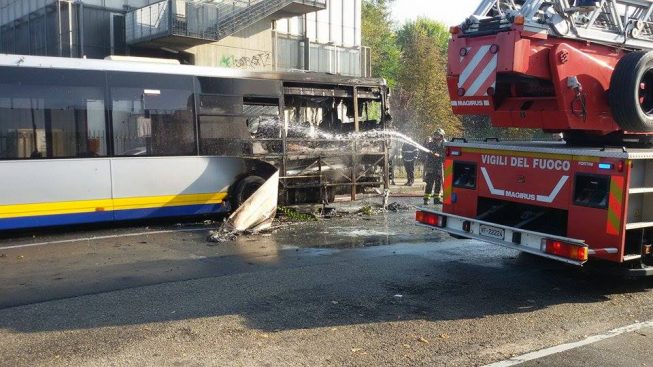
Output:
[626, 222, 653, 230]
[628, 188, 653, 194]
[623, 254, 643, 261]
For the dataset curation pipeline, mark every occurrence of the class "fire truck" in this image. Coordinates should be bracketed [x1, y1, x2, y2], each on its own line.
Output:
[417, 0, 653, 275]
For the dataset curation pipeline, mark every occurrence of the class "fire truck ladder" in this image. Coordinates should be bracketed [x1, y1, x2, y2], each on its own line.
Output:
[468, 0, 653, 50]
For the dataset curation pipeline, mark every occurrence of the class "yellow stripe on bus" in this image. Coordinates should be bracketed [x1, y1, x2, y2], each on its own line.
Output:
[0, 199, 114, 218]
[0, 193, 227, 219]
[462, 148, 601, 162]
[112, 193, 226, 211]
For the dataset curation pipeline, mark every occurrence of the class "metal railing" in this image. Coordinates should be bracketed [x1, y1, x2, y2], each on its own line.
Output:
[274, 32, 368, 77]
[127, 0, 326, 45]
[126, 0, 171, 44]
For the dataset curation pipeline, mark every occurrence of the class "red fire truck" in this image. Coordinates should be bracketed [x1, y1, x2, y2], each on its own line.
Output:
[417, 0, 653, 275]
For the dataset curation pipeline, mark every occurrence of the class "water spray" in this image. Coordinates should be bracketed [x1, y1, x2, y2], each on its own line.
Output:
[256, 119, 433, 153]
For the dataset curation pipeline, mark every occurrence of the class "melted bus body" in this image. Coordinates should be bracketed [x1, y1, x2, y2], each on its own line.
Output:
[0, 55, 389, 230]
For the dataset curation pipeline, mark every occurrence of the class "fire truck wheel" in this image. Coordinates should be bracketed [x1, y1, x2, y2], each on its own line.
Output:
[610, 51, 653, 132]
[231, 175, 266, 209]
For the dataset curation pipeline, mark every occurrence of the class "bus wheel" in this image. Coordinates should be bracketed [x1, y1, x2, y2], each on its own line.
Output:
[231, 175, 266, 209]
[610, 51, 653, 132]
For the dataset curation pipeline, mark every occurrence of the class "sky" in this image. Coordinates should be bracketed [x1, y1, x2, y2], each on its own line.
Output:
[391, 0, 480, 26]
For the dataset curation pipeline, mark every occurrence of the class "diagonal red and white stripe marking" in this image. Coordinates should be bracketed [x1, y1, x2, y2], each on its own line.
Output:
[457, 45, 498, 97]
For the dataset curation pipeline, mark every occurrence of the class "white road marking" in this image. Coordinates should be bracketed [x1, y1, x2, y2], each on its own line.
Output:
[483, 319, 653, 367]
[0, 228, 209, 251]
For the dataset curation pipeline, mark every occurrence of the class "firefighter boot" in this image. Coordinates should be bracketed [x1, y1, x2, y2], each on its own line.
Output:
[433, 195, 442, 205]
[423, 195, 430, 205]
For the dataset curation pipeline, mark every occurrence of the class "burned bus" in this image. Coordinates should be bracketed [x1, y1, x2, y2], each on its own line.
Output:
[0, 54, 389, 230]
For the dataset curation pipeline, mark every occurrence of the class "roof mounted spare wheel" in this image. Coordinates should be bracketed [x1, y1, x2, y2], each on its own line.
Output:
[610, 51, 653, 132]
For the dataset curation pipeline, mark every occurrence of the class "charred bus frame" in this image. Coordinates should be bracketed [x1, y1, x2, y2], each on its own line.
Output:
[0, 55, 390, 230]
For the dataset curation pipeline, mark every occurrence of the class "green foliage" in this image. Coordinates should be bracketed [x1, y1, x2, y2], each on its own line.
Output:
[362, 0, 401, 88]
[361, 5, 546, 143]
[393, 18, 462, 143]
[277, 206, 318, 222]
[461, 115, 553, 141]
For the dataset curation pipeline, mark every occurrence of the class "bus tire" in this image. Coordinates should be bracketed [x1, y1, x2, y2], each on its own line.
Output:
[231, 175, 266, 209]
[610, 51, 653, 132]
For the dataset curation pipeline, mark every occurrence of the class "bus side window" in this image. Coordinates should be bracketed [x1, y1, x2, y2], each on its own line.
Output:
[244, 99, 281, 154]
[199, 115, 251, 156]
[0, 67, 107, 159]
[108, 72, 196, 156]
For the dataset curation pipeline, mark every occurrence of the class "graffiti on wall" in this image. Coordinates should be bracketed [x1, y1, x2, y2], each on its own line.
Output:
[219, 51, 272, 69]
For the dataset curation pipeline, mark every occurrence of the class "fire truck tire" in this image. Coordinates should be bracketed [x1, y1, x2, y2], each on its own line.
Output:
[610, 51, 653, 132]
[231, 175, 266, 209]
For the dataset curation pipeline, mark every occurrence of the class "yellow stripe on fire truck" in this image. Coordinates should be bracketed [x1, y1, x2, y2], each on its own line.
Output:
[606, 176, 625, 235]
[443, 160, 454, 205]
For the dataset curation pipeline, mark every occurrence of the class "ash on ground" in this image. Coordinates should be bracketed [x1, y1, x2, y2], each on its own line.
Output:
[206, 196, 447, 249]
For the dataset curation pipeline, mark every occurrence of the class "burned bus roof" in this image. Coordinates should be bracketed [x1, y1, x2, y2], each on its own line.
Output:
[0, 54, 387, 88]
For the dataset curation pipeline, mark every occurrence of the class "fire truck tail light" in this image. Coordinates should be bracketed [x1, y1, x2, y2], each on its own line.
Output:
[541, 239, 588, 262]
[416, 211, 447, 227]
[450, 26, 461, 35]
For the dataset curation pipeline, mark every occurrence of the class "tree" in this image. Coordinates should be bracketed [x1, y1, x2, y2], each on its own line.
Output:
[393, 18, 461, 143]
[362, 0, 400, 87]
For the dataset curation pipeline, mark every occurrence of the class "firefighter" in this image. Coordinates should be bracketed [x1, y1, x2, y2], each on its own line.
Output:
[423, 128, 446, 205]
[401, 142, 419, 186]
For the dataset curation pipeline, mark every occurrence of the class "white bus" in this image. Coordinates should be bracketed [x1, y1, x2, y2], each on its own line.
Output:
[0, 54, 389, 230]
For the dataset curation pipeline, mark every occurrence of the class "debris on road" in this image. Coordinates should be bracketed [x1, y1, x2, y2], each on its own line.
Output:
[386, 202, 411, 212]
[319, 206, 338, 218]
[208, 171, 279, 243]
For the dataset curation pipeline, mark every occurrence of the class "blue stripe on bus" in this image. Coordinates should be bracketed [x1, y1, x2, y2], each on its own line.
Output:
[113, 203, 226, 221]
[0, 212, 115, 230]
[0, 203, 227, 230]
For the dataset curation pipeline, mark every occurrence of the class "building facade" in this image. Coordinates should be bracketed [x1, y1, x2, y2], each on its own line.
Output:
[0, 0, 369, 77]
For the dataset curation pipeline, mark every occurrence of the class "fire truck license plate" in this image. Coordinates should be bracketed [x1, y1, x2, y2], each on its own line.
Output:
[479, 225, 505, 240]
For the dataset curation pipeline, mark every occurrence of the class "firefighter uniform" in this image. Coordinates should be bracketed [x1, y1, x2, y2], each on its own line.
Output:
[423, 130, 446, 205]
[401, 143, 419, 186]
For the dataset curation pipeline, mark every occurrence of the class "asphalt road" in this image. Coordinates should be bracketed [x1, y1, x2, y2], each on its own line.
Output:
[1, 203, 652, 366]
